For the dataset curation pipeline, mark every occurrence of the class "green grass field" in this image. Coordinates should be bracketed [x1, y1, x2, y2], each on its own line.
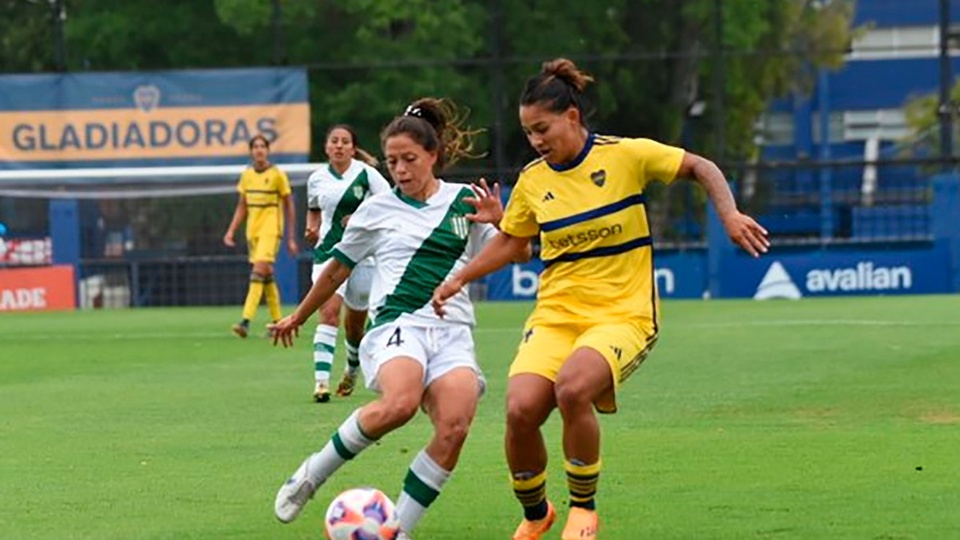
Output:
[1, 296, 959, 539]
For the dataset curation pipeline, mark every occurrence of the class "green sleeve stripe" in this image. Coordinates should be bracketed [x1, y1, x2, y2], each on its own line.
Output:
[372, 187, 474, 328]
[331, 248, 357, 269]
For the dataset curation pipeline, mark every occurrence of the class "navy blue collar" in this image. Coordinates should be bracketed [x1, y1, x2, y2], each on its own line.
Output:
[546, 133, 595, 172]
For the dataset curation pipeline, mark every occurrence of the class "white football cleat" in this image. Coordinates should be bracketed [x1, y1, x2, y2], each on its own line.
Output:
[274, 455, 321, 523]
[313, 381, 331, 403]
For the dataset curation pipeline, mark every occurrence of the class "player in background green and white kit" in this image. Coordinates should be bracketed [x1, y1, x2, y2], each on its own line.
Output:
[270, 98, 530, 539]
[305, 125, 391, 403]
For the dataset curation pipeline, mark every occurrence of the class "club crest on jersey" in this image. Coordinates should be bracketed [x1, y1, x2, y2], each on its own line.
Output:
[450, 215, 469, 239]
[352, 185, 365, 199]
[590, 169, 607, 187]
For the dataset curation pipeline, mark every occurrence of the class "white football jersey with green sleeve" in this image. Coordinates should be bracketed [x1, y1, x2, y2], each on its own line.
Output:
[330, 180, 496, 328]
[306, 159, 390, 267]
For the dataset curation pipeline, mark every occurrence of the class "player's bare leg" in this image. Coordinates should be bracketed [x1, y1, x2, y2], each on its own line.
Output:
[421, 367, 480, 470]
[355, 357, 424, 437]
[394, 367, 480, 536]
[554, 348, 613, 540]
[275, 358, 423, 523]
[506, 374, 557, 540]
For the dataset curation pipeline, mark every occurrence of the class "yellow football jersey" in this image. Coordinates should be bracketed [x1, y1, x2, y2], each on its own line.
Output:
[236, 165, 291, 239]
[500, 134, 685, 327]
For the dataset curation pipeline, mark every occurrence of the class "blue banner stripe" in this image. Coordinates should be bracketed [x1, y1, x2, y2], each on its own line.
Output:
[0, 68, 307, 112]
[542, 236, 652, 267]
[540, 194, 647, 232]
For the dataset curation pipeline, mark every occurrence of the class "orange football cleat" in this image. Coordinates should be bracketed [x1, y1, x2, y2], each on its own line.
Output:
[512, 502, 556, 540]
[561, 507, 598, 540]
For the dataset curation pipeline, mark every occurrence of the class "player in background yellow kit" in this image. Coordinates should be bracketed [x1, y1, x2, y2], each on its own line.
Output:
[224, 135, 299, 338]
[432, 59, 769, 540]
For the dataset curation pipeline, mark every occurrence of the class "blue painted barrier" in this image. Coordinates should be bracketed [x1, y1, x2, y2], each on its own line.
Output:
[487, 174, 959, 301]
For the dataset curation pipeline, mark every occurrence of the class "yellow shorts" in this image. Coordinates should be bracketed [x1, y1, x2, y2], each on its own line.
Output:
[248, 235, 280, 263]
[508, 319, 658, 414]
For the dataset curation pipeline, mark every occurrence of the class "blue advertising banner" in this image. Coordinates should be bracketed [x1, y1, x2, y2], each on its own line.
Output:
[720, 246, 951, 299]
[655, 251, 708, 298]
[0, 68, 309, 168]
[486, 249, 707, 301]
[487, 245, 951, 301]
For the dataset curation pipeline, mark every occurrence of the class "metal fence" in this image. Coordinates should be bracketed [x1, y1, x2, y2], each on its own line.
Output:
[57, 157, 947, 309]
[78, 256, 251, 308]
[77, 255, 324, 309]
[732, 159, 936, 246]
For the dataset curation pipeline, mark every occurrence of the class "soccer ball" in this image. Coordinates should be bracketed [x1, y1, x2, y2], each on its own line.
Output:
[324, 487, 400, 540]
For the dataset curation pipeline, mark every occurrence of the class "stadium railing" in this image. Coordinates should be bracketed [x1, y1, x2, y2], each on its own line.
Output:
[733, 159, 936, 245]
[2, 160, 956, 308]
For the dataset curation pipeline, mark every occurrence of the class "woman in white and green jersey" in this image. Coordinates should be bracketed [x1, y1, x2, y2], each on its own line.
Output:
[270, 98, 528, 538]
[305, 125, 391, 403]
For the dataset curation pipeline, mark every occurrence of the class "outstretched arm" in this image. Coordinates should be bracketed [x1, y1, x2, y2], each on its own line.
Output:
[677, 152, 769, 257]
[431, 231, 531, 316]
[269, 260, 351, 346]
[463, 178, 532, 264]
[513, 239, 533, 263]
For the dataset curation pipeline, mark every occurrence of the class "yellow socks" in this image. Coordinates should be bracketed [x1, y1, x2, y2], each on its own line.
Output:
[263, 276, 282, 321]
[242, 272, 266, 321]
[513, 470, 549, 520]
[565, 459, 601, 510]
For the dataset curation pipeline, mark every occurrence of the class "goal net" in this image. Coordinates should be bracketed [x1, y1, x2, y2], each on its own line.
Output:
[0, 163, 324, 308]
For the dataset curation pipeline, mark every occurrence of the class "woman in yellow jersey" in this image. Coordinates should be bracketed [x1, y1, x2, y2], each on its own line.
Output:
[432, 59, 769, 540]
[224, 134, 299, 337]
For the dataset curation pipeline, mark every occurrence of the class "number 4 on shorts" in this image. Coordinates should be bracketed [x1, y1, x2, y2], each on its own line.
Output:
[386, 327, 404, 347]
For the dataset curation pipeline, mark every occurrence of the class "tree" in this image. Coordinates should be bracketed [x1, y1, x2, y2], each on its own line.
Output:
[64, 0, 251, 70]
[0, 0, 57, 72]
[2, 0, 857, 248]
[494, 0, 855, 164]
[483, 0, 855, 240]
[214, 0, 488, 160]
[903, 78, 960, 162]
[12, 0, 856, 168]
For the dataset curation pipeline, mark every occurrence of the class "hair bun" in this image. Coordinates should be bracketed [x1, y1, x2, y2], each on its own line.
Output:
[541, 58, 594, 93]
[383, 97, 481, 170]
[404, 103, 443, 134]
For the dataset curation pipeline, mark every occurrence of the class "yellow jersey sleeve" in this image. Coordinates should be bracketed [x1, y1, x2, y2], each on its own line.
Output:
[500, 176, 539, 238]
[623, 138, 685, 189]
[275, 168, 292, 197]
[236, 170, 249, 194]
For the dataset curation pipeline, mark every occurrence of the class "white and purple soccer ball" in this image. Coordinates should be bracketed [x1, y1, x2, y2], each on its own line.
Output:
[324, 487, 400, 540]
